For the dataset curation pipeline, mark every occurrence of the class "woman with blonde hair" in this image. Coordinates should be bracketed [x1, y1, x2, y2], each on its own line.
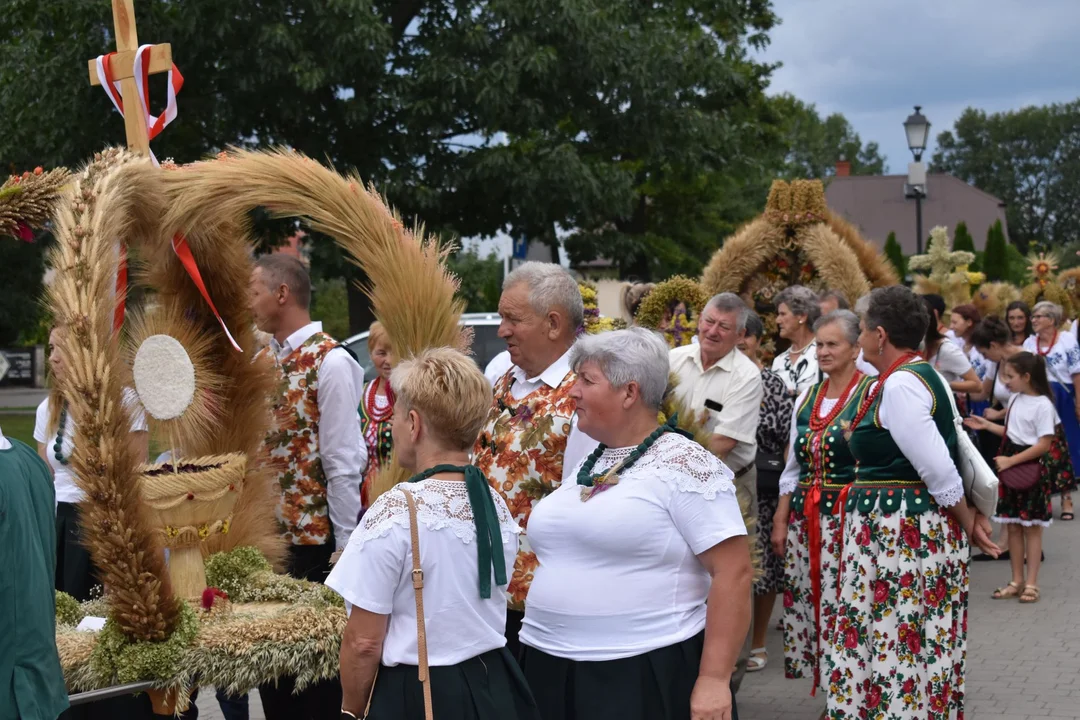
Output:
[358, 321, 395, 509]
[328, 348, 539, 720]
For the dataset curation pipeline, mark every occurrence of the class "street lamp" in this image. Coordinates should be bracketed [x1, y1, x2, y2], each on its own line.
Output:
[904, 106, 931, 254]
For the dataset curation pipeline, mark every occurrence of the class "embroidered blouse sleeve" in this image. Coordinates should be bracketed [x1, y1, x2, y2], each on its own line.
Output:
[660, 439, 747, 554]
[1061, 332, 1080, 376]
[778, 387, 809, 497]
[325, 489, 408, 616]
[877, 371, 964, 508]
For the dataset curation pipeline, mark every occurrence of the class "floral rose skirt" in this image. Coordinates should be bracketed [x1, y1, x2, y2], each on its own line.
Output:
[827, 500, 968, 719]
[783, 509, 843, 694]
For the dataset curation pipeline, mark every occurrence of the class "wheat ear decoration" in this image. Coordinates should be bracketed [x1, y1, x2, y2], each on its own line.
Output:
[0, 166, 72, 238]
[159, 149, 465, 498]
[46, 149, 181, 641]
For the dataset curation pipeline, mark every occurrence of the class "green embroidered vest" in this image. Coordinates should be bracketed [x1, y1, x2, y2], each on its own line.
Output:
[790, 376, 871, 516]
[846, 361, 957, 516]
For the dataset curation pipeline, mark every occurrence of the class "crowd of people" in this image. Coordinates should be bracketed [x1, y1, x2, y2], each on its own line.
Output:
[8, 253, 1078, 720]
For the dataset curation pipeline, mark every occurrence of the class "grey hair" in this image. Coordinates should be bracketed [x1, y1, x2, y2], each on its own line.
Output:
[853, 294, 871, 318]
[1032, 301, 1064, 326]
[814, 309, 861, 345]
[775, 285, 822, 326]
[504, 261, 585, 330]
[744, 311, 764, 339]
[704, 292, 750, 331]
[569, 327, 669, 410]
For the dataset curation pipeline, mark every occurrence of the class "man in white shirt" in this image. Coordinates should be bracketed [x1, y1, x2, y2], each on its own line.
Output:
[472, 261, 598, 656]
[250, 254, 366, 720]
[669, 291, 762, 693]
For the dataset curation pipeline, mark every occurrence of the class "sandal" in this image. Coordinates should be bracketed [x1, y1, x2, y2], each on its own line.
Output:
[1019, 586, 1040, 604]
[1062, 511, 1075, 521]
[747, 647, 768, 672]
[991, 581, 1024, 599]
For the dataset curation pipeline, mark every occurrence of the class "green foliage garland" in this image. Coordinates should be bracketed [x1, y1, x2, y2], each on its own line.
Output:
[55, 591, 84, 627]
[635, 275, 707, 345]
[90, 602, 200, 686]
[205, 546, 343, 607]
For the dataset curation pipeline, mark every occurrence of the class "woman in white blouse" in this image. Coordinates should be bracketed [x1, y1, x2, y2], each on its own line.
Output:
[520, 327, 751, 720]
[1023, 301, 1079, 519]
[34, 326, 149, 601]
[921, 296, 982, 397]
[772, 286, 821, 397]
[828, 286, 999, 719]
[328, 348, 540, 720]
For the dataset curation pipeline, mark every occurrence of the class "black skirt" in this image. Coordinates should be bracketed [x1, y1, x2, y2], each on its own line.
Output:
[520, 631, 737, 720]
[367, 647, 541, 720]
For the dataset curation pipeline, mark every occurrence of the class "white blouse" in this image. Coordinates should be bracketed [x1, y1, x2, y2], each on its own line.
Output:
[992, 365, 1013, 409]
[771, 342, 819, 397]
[1022, 332, 1080, 386]
[778, 388, 839, 497]
[967, 346, 993, 382]
[326, 479, 520, 667]
[927, 340, 973, 384]
[33, 392, 148, 505]
[519, 433, 746, 661]
[1004, 394, 1059, 447]
[874, 371, 965, 508]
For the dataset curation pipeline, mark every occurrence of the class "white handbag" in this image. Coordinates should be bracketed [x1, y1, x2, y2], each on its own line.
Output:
[933, 368, 999, 518]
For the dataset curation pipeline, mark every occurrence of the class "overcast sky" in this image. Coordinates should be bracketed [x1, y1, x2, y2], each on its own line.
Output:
[755, 0, 1080, 174]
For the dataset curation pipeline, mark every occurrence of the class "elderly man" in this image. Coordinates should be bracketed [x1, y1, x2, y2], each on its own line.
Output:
[818, 289, 850, 316]
[669, 292, 762, 693]
[473, 261, 597, 657]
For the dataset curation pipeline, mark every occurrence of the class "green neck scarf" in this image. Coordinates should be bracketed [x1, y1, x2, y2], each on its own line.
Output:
[407, 464, 507, 599]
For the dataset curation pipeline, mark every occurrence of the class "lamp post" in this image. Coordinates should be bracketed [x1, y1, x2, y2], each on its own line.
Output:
[904, 105, 931, 254]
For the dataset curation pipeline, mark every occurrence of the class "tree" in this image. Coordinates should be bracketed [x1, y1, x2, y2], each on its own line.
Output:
[0, 236, 48, 345]
[952, 221, 975, 254]
[0, 0, 781, 315]
[447, 250, 503, 313]
[983, 219, 1008, 282]
[883, 231, 906, 279]
[932, 101, 1080, 254]
[768, 94, 888, 179]
[310, 278, 350, 340]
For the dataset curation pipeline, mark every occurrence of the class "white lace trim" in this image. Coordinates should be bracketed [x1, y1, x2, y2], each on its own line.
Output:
[779, 475, 798, 497]
[932, 481, 965, 509]
[353, 479, 520, 550]
[589, 433, 735, 500]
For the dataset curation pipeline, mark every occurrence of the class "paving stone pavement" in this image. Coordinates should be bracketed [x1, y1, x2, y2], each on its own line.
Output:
[198, 497, 1080, 719]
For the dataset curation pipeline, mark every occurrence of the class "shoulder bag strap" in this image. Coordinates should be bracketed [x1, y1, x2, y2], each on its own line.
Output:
[401, 488, 434, 720]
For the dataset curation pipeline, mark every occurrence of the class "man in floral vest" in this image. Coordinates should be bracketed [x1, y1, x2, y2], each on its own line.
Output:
[473, 261, 598, 657]
[250, 254, 366, 720]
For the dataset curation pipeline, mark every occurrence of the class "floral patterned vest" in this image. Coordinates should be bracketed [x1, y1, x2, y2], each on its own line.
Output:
[790, 376, 871, 516]
[473, 368, 577, 611]
[265, 332, 338, 546]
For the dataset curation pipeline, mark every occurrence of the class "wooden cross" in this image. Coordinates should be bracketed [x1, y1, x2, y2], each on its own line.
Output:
[87, 0, 173, 155]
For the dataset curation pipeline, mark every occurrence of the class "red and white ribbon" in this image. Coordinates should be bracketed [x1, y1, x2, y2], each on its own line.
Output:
[94, 45, 184, 166]
[172, 234, 244, 352]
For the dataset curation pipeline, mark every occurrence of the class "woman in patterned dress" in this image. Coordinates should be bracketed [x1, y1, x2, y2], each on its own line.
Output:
[772, 286, 822, 398]
[358, 321, 395, 510]
[772, 310, 868, 694]
[828, 286, 1000, 720]
[965, 352, 1071, 604]
[1022, 302, 1079, 519]
[737, 312, 794, 673]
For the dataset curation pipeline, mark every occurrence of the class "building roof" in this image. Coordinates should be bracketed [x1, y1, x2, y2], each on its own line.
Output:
[825, 173, 1009, 255]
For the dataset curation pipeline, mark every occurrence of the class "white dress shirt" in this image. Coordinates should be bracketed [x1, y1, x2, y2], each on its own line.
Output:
[506, 348, 599, 482]
[271, 321, 367, 549]
[669, 344, 762, 472]
[484, 350, 514, 386]
[327, 478, 519, 666]
[874, 371, 964, 508]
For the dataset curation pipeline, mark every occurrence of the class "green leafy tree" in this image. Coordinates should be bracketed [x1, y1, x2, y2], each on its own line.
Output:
[0, 0, 782, 316]
[932, 101, 1080, 254]
[768, 94, 888, 179]
[952, 221, 975, 254]
[310, 278, 350, 340]
[0, 236, 48, 346]
[983, 219, 1008, 282]
[883, 231, 906, 279]
[447, 250, 503, 313]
